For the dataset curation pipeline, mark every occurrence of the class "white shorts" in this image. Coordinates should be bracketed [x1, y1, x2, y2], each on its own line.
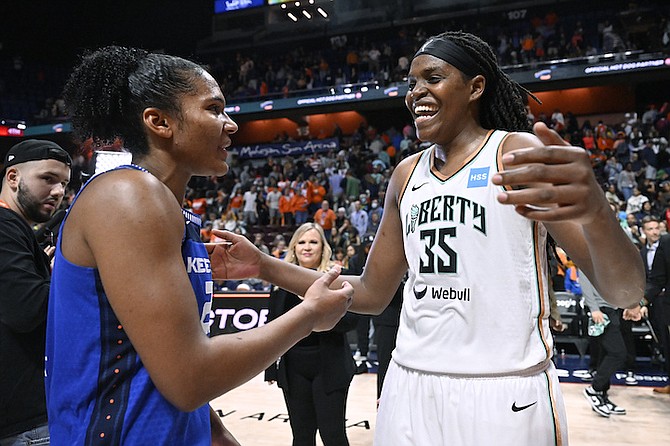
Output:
[374, 360, 568, 446]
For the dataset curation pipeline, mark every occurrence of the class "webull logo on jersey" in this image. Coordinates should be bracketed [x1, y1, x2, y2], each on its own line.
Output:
[414, 285, 471, 301]
[467, 167, 489, 188]
[186, 256, 212, 274]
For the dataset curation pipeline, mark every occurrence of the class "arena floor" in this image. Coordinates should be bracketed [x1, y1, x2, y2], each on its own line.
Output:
[211, 355, 670, 446]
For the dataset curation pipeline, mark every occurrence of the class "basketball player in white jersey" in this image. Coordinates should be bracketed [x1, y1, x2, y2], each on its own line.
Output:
[216, 31, 644, 445]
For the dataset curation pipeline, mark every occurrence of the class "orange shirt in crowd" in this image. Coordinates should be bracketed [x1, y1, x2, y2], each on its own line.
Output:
[291, 194, 310, 214]
[228, 194, 243, 212]
[582, 135, 595, 150]
[314, 208, 337, 231]
[386, 145, 396, 159]
[279, 194, 293, 215]
[310, 183, 326, 206]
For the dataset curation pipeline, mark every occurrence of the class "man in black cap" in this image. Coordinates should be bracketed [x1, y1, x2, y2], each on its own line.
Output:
[0, 139, 71, 445]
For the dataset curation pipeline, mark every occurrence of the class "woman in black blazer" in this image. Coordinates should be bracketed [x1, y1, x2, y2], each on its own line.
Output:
[265, 222, 358, 446]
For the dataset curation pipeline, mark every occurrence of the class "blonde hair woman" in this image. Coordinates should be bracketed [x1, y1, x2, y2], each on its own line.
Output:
[265, 222, 358, 446]
[283, 223, 333, 272]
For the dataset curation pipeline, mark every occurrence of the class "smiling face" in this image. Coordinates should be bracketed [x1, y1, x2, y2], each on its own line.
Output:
[294, 228, 324, 269]
[171, 71, 238, 177]
[405, 54, 483, 146]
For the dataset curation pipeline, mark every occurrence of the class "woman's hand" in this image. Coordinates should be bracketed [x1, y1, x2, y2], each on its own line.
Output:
[301, 265, 354, 332]
[492, 122, 608, 225]
[208, 230, 263, 280]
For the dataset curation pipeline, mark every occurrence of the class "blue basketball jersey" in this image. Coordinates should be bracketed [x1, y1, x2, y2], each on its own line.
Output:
[45, 165, 212, 445]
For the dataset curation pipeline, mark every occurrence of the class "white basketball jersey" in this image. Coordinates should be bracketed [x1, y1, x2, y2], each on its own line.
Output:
[395, 129, 553, 375]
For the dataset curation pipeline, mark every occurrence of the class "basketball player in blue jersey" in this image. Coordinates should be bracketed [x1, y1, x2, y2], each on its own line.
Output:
[214, 32, 645, 445]
[45, 46, 353, 445]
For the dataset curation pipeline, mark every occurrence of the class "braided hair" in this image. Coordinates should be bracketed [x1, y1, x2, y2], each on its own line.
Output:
[432, 31, 537, 133]
[63, 46, 204, 156]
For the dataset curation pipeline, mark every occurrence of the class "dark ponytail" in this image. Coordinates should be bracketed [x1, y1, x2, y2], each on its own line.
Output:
[63, 46, 204, 155]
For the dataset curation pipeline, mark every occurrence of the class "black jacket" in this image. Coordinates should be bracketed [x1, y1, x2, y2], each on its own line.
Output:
[646, 233, 670, 304]
[640, 241, 657, 278]
[264, 287, 358, 393]
[0, 207, 50, 437]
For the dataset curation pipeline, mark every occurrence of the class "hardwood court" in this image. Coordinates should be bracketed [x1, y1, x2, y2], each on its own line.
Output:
[211, 372, 670, 446]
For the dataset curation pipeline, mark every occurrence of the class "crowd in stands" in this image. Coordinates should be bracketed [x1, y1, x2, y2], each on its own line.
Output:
[1, 2, 669, 123]
[204, 2, 670, 103]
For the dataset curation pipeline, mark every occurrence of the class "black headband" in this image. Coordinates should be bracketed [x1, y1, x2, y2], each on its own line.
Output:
[414, 37, 482, 77]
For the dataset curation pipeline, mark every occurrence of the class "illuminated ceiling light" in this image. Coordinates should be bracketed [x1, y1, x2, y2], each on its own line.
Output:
[281, 3, 287, 8]
[302, 9, 312, 19]
[317, 7, 328, 17]
[308, 0, 314, 3]
[343, 87, 352, 93]
[295, 1, 300, 6]
[360, 86, 369, 92]
[287, 12, 298, 21]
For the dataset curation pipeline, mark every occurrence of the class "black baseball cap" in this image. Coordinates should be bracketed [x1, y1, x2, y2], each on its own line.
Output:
[3, 139, 72, 173]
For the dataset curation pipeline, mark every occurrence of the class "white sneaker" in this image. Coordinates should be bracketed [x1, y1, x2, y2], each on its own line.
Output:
[583, 386, 610, 417]
[625, 371, 638, 386]
[603, 394, 626, 415]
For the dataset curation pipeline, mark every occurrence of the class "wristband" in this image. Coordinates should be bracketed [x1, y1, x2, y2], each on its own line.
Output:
[639, 299, 647, 307]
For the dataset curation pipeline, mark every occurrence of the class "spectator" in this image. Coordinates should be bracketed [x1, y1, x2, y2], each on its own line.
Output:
[313, 200, 337, 242]
[626, 186, 650, 216]
[0, 140, 71, 445]
[605, 183, 623, 208]
[366, 210, 381, 236]
[291, 188, 310, 225]
[266, 184, 283, 226]
[228, 189, 244, 219]
[349, 200, 368, 240]
[617, 163, 637, 201]
[581, 270, 628, 417]
[622, 215, 661, 386]
[253, 232, 270, 255]
[279, 187, 295, 226]
[343, 169, 361, 199]
[307, 175, 326, 214]
[264, 223, 357, 446]
[242, 184, 258, 226]
[333, 246, 349, 268]
[635, 225, 670, 394]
